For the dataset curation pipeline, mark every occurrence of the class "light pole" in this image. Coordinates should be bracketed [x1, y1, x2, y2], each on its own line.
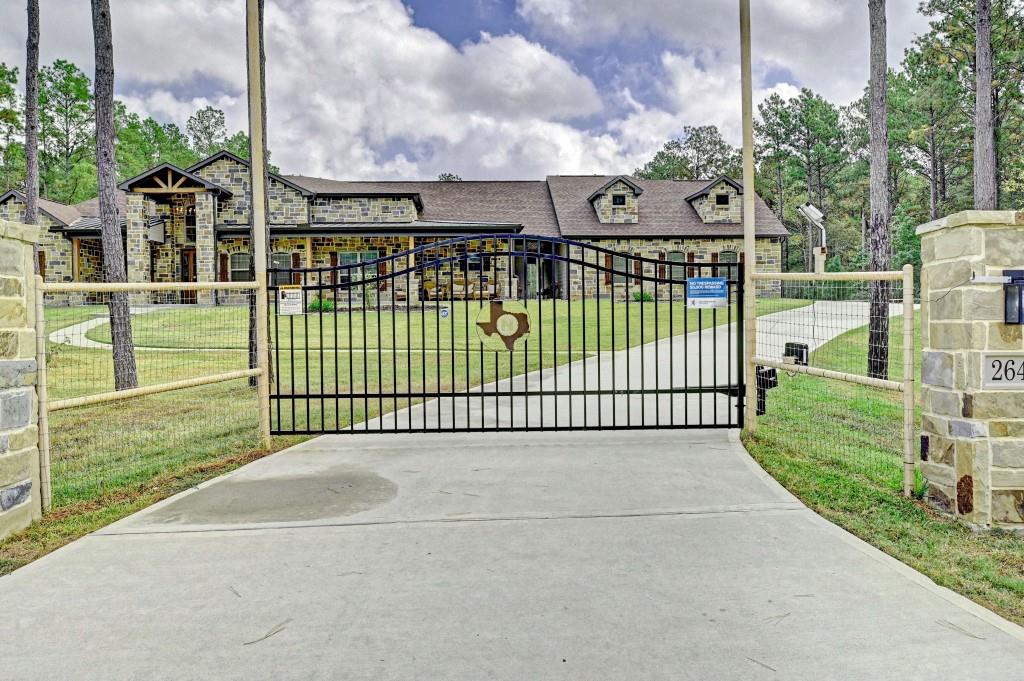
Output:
[740, 0, 758, 433]
[246, 0, 272, 447]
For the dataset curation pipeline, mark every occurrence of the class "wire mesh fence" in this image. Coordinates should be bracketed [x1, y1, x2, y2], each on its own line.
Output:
[41, 286, 274, 510]
[749, 274, 918, 493]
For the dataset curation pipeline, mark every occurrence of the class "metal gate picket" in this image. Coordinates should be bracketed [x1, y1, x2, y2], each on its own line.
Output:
[268, 234, 743, 434]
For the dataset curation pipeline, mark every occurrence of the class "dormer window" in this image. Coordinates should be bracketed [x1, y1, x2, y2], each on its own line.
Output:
[716, 194, 730, 207]
[612, 195, 626, 206]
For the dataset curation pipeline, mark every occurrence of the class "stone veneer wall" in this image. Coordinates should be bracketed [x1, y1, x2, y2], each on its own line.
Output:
[125, 193, 150, 286]
[917, 211, 1024, 529]
[0, 220, 41, 539]
[566, 236, 782, 300]
[0, 196, 73, 289]
[194, 157, 307, 225]
[195, 192, 216, 304]
[592, 180, 639, 224]
[691, 181, 742, 224]
[311, 197, 417, 223]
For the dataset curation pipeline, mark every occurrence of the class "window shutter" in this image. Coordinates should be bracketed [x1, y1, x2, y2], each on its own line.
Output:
[687, 252, 695, 279]
[658, 252, 666, 279]
[219, 253, 228, 282]
[711, 252, 719, 277]
[633, 259, 642, 278]
[330, 252, 338, 286]
[378, 258, 387, 277]
[604, 254, 613, 286]
[291, 252, 302, 285]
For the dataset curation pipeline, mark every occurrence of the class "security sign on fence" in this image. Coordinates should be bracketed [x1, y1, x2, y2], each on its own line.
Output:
[687, 277, 729, 309]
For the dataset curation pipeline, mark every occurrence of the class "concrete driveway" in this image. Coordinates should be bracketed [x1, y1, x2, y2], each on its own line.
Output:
[2, 429, 1023, 680]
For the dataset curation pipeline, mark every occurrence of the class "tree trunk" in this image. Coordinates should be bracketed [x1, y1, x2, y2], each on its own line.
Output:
[92, 0, 138, 390]
[867, 0, 891, 381]
[974, 0, 997, 209]
[928, 112, 939, 221]
[25, 0, 39, 230]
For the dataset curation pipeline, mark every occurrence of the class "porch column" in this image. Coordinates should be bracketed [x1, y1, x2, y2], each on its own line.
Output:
[195, 191, 216, 305]
[125, 193, 150, 305]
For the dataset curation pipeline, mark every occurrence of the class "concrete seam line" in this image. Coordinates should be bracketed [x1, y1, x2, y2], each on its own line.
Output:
[89, 504, 809, 537]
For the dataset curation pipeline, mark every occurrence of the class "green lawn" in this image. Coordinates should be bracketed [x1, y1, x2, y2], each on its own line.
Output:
[744, 311, 1024, 626]
[0, 296, 808, 575]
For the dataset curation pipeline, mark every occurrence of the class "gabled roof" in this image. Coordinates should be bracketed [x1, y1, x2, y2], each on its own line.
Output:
[547, 175, 787, 238]
[683, 175, 744, 203]
[0, 189, 81, 226]
[186, 149, 314, 197]
[117, 162, 232, 197]
[586, 175, 644, 203]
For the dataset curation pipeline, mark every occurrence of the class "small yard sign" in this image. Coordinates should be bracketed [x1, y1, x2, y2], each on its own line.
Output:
[686, 277, 729, 309]
[278, 285, 304, 316]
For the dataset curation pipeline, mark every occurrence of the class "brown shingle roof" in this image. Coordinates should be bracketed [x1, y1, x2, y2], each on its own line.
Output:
[283, 177, 561, 237]
[546, 175, 788, 238]
[72, 191, 128, 218]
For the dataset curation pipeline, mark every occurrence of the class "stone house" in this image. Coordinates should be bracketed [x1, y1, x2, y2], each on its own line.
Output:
[0, 150, 787, 303]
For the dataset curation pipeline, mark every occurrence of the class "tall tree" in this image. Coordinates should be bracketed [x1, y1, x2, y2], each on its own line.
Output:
[867, 0, 891, 380]
[0, 64, 23, 194]
[38, 60, 94, 202]
[975, 0, 998, 208]
[91, 0, 137, 390]
[438, 172, 463, 181]
[635, 126, 741, 180]
[187, 105, 227, 158]
[24, 0, 39, 228]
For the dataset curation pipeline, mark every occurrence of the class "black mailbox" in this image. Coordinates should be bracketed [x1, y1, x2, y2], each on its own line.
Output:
[784, 342, 809, 366]
[1006, 270, 1024, 325]
[755, 365, 778, 416]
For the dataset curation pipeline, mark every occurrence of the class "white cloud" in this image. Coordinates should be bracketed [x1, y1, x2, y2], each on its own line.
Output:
[517, 0, 929, 105]
[0, 0, 929, 181]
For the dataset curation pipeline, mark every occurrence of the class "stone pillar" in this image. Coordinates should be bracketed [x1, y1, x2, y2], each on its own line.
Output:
[0, 220, 41, 539]
[195, 192, 216, 305]
[125, 193, 150, 305]
[917, 210, 1024, 529]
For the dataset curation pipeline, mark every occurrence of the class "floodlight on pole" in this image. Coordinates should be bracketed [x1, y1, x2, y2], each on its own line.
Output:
[797, 202, 828, 273]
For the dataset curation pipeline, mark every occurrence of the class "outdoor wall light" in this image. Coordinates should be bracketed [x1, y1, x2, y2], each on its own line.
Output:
[1006, 270, 1024, 325]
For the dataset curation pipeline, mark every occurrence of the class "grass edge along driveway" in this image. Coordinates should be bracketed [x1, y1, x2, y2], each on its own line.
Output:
[744, 312, 1024, 626]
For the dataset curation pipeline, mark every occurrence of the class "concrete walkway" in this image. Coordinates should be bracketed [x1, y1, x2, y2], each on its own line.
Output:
[2, 430, 1022, 680]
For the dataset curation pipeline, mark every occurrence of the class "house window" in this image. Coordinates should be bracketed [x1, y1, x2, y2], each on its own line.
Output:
[270, 252, 292, 286]
[715, 194, 730, 207]
[337, 250, 380, 284]
[229, 253, 252, 282]
[184, 205, 197, 227]
[612, 194, 626, 206]
[719, 250, 739, 263]
[667, 251, 686, 280]
[612, 254, 628, 284]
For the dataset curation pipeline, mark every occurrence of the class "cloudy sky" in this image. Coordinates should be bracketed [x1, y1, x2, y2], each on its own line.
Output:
[0, 0, 929, 180]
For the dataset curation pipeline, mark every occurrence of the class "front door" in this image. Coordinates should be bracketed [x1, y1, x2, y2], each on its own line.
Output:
[181, 248, 197, 304]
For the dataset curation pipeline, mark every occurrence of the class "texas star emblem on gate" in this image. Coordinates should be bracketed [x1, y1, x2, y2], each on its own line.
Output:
[475, 300, 531, 352]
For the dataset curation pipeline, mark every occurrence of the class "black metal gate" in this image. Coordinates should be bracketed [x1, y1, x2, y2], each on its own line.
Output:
[268, 235, 744, 434]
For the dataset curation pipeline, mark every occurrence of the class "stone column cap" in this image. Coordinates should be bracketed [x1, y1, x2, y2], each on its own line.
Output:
[0, 219, 41, 245]
[917, 210, 1024, 236]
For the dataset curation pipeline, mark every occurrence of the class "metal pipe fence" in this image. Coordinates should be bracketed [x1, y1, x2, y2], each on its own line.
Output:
[748, 266, 917, 497]
[35, 279, 270, 512]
